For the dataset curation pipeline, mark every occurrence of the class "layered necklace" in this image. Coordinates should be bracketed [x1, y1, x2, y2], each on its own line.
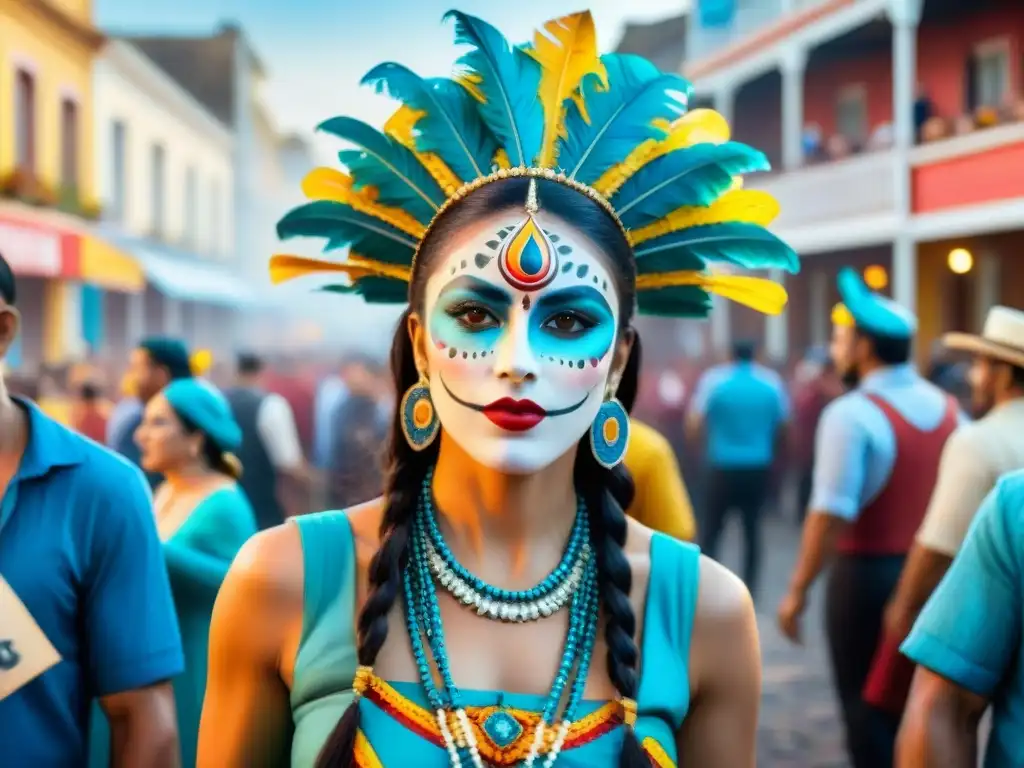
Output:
[404, 469, 600, 768]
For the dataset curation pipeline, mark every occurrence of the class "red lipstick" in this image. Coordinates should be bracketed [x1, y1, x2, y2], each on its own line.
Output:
[482, 398, 546, 432]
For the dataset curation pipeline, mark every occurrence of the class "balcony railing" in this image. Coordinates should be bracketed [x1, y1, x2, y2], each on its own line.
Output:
[687, 0, 836, 64]
[747, 149, 896, 230]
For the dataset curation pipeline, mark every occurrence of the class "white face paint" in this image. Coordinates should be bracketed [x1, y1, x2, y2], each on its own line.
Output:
[421, 210, 621, 474]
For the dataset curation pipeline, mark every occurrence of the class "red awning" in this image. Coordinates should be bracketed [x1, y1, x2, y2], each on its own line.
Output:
[0, 204, 81, 279]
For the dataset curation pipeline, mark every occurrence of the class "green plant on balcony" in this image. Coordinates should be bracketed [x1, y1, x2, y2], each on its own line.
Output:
[0, 168, 58, 208]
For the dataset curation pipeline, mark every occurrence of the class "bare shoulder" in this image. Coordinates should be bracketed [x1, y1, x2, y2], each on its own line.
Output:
[694, 555, 755, 628]
[623, 515, 655, 574]
[688, 556, 758, 689]
[345, 497, 388, 564]
[222, 521, 306, 612]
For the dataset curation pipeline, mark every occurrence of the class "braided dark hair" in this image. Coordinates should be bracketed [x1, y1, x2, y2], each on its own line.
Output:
[575, 333, 648, 768]
[317, 178, 648, 768]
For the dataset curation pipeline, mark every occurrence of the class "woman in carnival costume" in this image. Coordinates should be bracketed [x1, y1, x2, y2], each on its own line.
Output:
[198, 10, 797, 767]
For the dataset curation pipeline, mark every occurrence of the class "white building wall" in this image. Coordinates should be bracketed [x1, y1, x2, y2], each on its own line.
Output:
[93, 40, 235, 262]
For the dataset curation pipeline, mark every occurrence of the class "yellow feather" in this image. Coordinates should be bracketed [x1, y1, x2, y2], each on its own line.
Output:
[301, 167, 427, 239]
[494, 148, 512, 170]
[269, 254, 411, 286]
[456, 73, 485, 103]
[636, 272, 789, 315]
[525, 11, 607, 168]
[593, 108, 732, 197]
[628, 189, 780, 246]
[383, 106, 463, 193]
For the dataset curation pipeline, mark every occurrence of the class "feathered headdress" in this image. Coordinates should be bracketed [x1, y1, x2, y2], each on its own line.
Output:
[270, 9, 799, 317]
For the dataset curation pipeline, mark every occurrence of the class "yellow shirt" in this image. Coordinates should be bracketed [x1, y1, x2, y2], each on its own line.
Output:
[37, 397, 72, 426]
[624, 419, 697, 541]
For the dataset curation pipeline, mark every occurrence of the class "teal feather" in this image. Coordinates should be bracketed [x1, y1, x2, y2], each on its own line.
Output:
[561, 54, 690, 184]
[444, 10, 542, 167]
[613, 142, 770, 229]
[634, 222, 800, 274]
[321, 277, 408, 304]
[637, 285, 712, 318]
[276, 201, 417, 265]
[361, 62, 498, 181]
[318, 116, 445, 224]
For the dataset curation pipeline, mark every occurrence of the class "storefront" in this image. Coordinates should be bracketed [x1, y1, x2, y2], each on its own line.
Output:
[0, 204, 145, 372]
[93, 230, 261, 359]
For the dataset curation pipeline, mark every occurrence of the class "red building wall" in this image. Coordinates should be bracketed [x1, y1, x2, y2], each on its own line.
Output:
[801, 6, 1024, 136]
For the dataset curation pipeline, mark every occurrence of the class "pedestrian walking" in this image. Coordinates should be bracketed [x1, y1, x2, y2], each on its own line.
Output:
[688, 339, 790, 598]
[777, 267, 962, 768]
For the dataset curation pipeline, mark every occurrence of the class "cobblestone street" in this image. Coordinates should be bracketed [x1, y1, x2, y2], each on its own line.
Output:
[714, 513, 849, 768]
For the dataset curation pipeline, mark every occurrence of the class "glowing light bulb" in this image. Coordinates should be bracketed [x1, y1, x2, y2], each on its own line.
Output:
[863, 265, 888, 290]
[948, 248, 973, 275]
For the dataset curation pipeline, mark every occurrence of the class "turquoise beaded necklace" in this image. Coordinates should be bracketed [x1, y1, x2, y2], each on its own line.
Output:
[403, 476, 601, 768]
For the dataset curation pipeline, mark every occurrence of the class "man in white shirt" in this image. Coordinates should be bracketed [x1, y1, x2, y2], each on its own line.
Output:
[225, 353, 307, 529]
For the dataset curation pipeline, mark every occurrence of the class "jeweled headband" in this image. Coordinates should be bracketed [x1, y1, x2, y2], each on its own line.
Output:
[270, 10, 799, 318]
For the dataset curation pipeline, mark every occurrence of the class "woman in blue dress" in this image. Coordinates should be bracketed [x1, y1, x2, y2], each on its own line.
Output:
[92, 378, 257, 768]
[198, 9, 798, 767]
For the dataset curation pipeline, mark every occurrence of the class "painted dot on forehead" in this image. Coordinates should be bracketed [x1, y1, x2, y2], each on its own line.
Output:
[498, 215, 558, 291]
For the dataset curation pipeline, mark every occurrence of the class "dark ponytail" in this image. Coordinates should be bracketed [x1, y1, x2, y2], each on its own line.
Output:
[315, 310, 437, 768]
[575, 333, 648, 768]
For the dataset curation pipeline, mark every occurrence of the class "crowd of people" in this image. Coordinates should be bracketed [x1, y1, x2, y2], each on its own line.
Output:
[3, 8, 1024, 768]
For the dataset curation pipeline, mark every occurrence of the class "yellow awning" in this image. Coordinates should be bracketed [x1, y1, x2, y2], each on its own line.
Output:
[80, 235, 145, 292]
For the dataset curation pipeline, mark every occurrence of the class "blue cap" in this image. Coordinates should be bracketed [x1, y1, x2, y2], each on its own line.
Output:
[163, 379, 242, 453]
[834, 267, 917, 339]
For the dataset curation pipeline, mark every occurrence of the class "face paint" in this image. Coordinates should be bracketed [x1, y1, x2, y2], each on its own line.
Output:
[423, 213, 620, 474]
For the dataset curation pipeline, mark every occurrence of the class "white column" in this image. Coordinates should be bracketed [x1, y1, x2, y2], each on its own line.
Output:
[892, 236, 917, 312]
[710, 298, 731, 357]
[61, 283, 86, 359]
[781, 47, 807, 171]
[163, 297, 184, 336]
[810, 269, 829, 348]
[889, 0, 922, 217]
[765, 268, 789, 362]
[888, 0, 922, 313]
[127, 291, 145, 346]
[714, 86, 735, 124]
[974, 251, 1000, 330]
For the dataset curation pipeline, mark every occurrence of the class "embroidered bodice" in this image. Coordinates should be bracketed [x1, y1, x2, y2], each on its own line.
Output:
[288, 510, 700, 767]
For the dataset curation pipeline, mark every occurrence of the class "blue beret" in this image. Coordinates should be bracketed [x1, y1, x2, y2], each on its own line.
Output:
[163, 379, 242, 453]
[835, 267, 917, 339]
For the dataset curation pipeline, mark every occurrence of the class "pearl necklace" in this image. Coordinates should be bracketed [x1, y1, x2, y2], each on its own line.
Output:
[404, 485, 600, 768]
[425, 535, 591, 622]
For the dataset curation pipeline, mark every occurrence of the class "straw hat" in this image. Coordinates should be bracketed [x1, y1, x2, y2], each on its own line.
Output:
[944, 306, 1024, 368]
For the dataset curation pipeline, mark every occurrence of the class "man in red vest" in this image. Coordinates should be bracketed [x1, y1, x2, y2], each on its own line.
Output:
[776, 267, 963, 768]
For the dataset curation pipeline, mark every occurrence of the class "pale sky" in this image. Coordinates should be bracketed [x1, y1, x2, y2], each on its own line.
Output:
[97, 0, 691, 154]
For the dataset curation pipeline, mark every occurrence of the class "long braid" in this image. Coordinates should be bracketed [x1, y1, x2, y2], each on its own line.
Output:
[316, 311, 437, 768]
[575, 333, 648, 768]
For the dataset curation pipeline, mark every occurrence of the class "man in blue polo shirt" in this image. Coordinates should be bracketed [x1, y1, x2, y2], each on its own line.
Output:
[0, 256, 184, 765]
[898, 469, 1024, 766]
[688, 338, 790, 597]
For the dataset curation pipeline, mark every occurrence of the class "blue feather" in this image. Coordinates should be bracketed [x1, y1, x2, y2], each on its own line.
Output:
[318, 116, 445, 225]
[361, 62, 498, 182]
[634, 222, 800, 274]
[637, 285, 712, 318]
[444, 10, 542, 167]
[276, 200, 417, 265]
[612, 142, 770, 229]
[561, 54, 690, 184]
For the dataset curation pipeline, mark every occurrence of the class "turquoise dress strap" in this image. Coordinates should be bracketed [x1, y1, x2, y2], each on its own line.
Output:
[290, 510, 359, 768]
[635, 533, 701, 745]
